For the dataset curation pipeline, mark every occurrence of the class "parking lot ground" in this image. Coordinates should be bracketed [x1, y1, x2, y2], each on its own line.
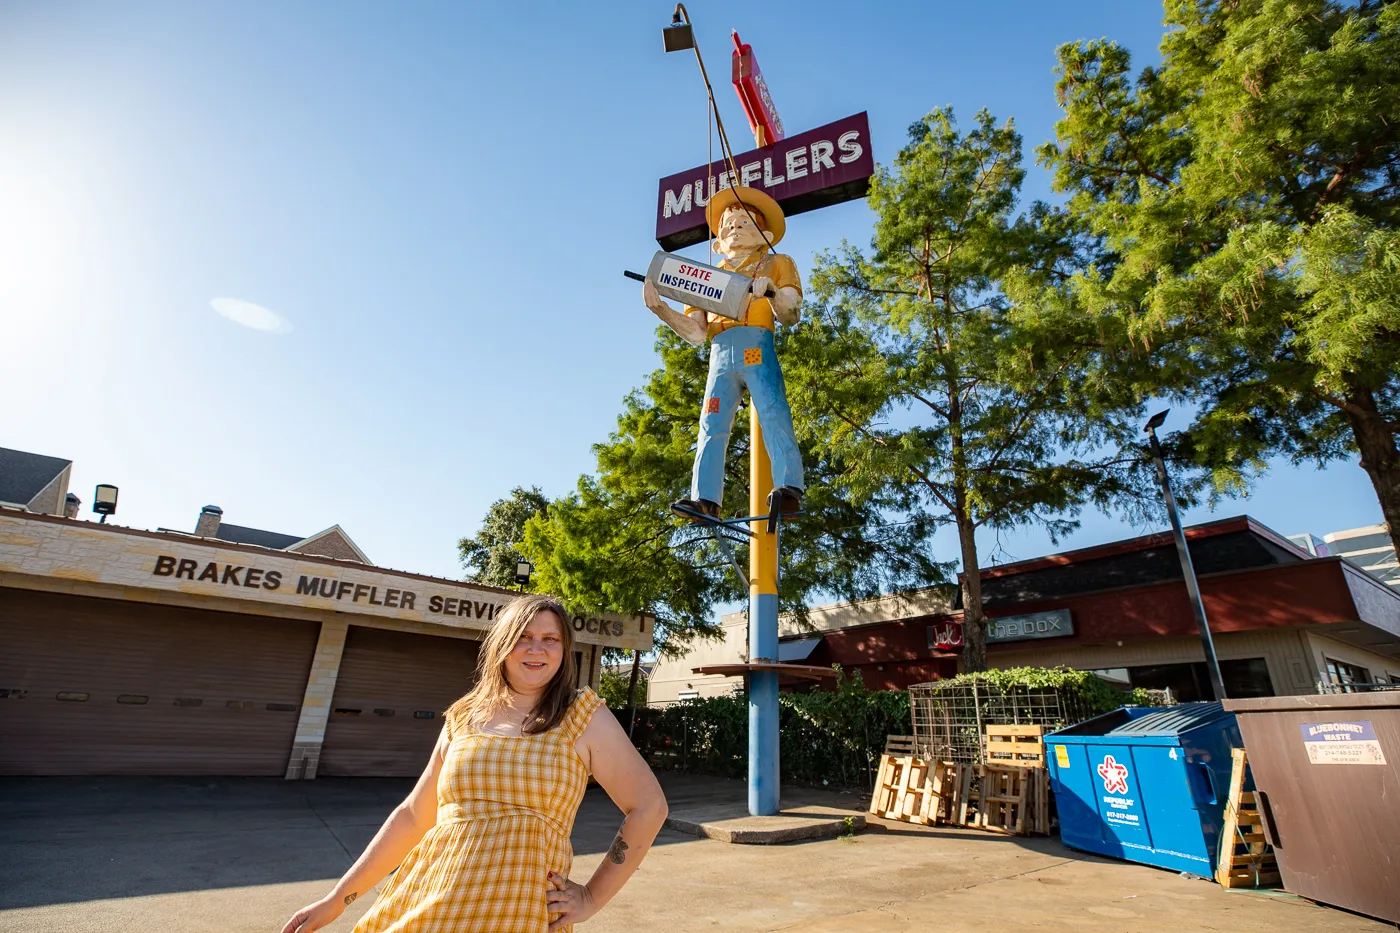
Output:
[0, 772, 1389, 932]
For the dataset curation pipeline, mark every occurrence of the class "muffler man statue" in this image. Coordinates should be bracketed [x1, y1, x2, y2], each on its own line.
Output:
[642, 187, 805, 521]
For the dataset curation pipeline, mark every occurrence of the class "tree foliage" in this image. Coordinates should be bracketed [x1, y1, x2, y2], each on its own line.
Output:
[1040, 0, 1400, 548]
[787, 108, 1155, 670]
[457, 486, 550, 589]
[597, 663, 649, 709]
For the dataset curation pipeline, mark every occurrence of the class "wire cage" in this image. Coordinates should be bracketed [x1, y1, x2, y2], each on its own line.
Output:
[908, 677, 1100, 765]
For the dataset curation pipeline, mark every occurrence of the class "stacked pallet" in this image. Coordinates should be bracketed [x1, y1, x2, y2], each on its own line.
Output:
[869, 736, 941, 825]
[1216, 748, 1281, 889]
[985, 723, 1047, 767]
[868, 729, 1050, 835]
[977, 762, 1051, 835]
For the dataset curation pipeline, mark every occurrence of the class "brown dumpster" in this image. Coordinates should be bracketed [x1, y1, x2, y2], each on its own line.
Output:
[1223, 693, 1399, 923]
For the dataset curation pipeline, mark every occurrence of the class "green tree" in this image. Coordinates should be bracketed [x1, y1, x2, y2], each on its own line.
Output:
[524, 323, 945, 658]
[597, 656, 649, 709]
[1039, 0, 1400, 550]
[787, 108, 1152, 671]
[458, 487, 550, 589]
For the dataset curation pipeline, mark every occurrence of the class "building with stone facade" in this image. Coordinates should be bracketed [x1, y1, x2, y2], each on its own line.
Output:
[0, 449, 651, 779]
[651, 516, 1400, 703]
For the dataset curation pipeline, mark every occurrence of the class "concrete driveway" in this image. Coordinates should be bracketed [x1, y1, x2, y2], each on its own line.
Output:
[0, 773, 1388, 932]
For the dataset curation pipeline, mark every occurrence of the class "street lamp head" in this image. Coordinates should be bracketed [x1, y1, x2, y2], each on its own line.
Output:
[92, 484, 119, 517]
[1144, 409, 1169, 433]
[514, 558, 535, 587]
[663, 21, 694, 53]
[663, 6, 693, 52]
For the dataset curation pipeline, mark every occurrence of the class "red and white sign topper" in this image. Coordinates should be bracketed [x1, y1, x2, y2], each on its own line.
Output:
[1098, 755, 1130, 795]
[732, 32, 784, 145]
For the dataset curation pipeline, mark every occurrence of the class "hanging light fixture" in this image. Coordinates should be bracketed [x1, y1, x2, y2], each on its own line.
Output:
[663, 6, 694, 53]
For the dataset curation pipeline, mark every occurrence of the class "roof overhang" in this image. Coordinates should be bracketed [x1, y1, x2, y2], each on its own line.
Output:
[0, 509, 652, 651]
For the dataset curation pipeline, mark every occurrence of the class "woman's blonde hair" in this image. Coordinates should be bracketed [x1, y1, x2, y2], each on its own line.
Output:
[445, 594, 578, 736]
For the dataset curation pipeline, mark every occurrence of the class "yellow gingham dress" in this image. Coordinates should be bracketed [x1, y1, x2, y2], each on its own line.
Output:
[353, 687, 604, 933]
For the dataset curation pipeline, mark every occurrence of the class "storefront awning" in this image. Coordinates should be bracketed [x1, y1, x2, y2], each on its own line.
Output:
[777, 636, 822, 661]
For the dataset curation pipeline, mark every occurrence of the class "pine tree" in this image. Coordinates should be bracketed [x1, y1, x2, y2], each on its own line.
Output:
[1040, 0, 1400, 550]
[788, 108, 1152, 670]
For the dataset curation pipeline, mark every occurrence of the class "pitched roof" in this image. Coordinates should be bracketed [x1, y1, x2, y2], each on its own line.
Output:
[213, 522, 303, 550]
[0, 447, 72, 507]
[285, 525, 371, 564]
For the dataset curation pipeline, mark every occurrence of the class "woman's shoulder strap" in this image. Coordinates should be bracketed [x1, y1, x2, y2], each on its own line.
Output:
[563, 687, 604, 742]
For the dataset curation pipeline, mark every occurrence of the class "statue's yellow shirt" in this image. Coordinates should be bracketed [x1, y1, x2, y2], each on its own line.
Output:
[684, 251, 802, 337]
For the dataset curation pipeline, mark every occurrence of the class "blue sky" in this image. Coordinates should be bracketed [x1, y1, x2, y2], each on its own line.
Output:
[1, 1, 1385, 585]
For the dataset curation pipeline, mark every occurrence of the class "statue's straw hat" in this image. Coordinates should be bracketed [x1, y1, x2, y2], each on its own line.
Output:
[706, 186, 786, 245]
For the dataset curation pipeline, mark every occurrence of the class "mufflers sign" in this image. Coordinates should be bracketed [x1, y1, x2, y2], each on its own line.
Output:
[655, 111, 874, 250]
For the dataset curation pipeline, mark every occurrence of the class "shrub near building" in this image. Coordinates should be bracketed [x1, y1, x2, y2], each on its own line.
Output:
[626, 667, 1151, 790]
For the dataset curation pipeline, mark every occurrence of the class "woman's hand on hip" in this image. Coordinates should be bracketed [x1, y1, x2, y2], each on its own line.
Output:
[546, 871, 598, 931]
[280, 895, 347, 933]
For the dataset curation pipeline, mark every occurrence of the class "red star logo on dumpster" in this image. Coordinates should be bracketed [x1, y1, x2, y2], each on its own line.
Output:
[1097, 755, 1129, 795]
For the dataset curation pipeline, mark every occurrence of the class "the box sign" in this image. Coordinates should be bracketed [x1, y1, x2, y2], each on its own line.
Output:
[1300, 720, 1387, 765]
[927, 609, 1072, 650]
[655, 112, 874, 250]
[986, 609, 1073, 644]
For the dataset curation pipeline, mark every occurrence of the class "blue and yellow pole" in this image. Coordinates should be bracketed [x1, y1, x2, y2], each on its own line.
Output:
[748, 376, 780, 816]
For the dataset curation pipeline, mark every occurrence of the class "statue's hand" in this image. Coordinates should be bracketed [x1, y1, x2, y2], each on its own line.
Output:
[750, 275, 775, 299]
[643, 279, 668, 315]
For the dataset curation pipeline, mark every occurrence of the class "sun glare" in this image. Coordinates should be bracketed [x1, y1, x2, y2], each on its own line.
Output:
[210, 297, 293, 334]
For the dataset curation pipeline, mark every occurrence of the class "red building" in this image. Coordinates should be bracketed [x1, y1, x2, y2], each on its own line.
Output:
[784, 517, 1400, 699]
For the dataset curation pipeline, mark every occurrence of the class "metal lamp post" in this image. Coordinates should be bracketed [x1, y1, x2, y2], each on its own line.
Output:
[1144, 410, 1226, 701]
[662, 4, 781, 815]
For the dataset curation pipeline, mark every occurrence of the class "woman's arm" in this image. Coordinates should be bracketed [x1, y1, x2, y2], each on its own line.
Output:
[547, 709, 668, 931]
[279, 728, 449, 933]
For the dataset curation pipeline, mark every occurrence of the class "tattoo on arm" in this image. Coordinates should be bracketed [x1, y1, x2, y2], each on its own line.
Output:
[606, 833, 629, 865]
[344, 892, 358, 905]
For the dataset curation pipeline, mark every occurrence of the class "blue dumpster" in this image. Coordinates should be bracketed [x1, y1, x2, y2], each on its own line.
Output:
[1045, 702, 1241, 875]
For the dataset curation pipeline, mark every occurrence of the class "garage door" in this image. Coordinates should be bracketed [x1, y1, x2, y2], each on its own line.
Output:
[317, 625, 479, 777]
[0, 588, 319, 776]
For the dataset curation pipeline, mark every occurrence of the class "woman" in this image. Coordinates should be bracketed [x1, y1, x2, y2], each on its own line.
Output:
[280, 594, 668, 933]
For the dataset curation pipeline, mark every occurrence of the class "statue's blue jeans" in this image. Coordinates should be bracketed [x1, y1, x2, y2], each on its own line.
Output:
[691, 325, 804, 510]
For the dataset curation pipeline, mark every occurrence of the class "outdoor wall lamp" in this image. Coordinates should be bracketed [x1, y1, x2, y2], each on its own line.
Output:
[92, 484, 119, 523]
[514, 558, 534, 592]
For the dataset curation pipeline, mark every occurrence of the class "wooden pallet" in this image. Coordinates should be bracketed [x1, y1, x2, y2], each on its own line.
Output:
[985, 724, 1046, 768]
[869, 736, 976, 827]
[1216, 748, 1281, 889]
[978, 763, 1031, 834]
[974, 763, 1051, 835]
[930, 760, 975, 826]
[869, 738, 939, 825]
[869, 730, 1052, 836]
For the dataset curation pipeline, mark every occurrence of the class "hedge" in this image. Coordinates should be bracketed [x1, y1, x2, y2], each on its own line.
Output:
[621, 666, 1154, 790]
